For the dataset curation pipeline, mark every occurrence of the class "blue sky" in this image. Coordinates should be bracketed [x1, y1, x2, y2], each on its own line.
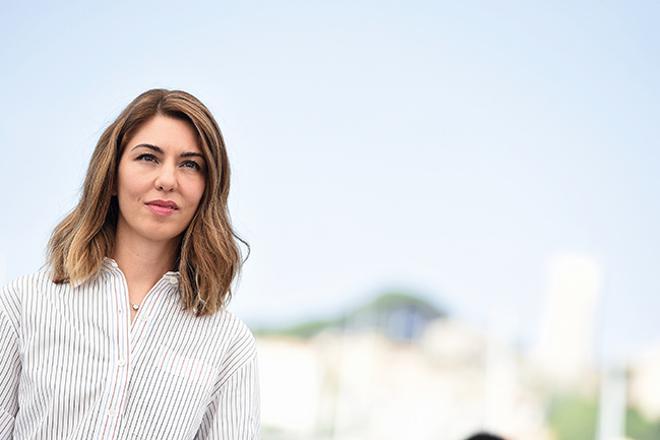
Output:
[1, 1, 659, 362]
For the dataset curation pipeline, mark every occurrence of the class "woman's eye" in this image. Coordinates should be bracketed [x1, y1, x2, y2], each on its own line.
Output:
[182, 160, 201, 170]
[136, 153, 158, 163]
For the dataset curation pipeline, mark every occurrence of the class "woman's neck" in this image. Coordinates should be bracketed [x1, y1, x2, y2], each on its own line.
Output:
[111, 227, 179, 291]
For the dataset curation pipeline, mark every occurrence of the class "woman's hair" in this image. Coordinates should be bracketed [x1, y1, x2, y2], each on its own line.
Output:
[48, 88, 248, 316]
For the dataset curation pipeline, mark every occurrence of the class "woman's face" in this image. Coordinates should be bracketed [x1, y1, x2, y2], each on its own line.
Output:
[115, 114, 206, 246]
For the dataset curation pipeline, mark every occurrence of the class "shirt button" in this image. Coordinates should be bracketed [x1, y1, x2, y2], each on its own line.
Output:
[118, 359, 126, 367]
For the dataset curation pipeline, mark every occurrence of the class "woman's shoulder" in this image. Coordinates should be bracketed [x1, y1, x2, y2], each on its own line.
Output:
[208, 308, 258, 373]
[0, 267, 52, 322]
[210, 308, 257, 344]
[1, 266, 56, 297]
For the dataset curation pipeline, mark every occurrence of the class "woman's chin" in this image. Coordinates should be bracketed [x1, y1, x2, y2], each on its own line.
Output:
[132, 226, 185, 245]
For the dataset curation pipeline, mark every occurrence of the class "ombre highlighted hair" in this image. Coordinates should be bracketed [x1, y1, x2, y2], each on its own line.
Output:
[48, 89, 248, 316]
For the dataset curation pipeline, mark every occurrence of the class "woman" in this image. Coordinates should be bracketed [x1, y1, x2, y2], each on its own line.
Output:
[0, 89, 260, 439]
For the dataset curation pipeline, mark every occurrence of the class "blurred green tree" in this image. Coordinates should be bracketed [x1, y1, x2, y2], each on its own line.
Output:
[547, 394, 598, 440]
[626, 406, 660, 440]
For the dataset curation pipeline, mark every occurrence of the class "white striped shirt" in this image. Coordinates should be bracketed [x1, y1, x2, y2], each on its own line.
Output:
[0, 258, 260, 439]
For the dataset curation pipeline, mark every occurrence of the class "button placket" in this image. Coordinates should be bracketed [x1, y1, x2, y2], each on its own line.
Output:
[98, 268, 132, 439]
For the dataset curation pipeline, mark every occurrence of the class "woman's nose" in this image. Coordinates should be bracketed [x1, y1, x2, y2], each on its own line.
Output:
[154, 163, 177, 191]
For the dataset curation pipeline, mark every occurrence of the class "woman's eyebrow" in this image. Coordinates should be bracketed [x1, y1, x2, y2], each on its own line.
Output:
[131, 143, 204, 159]
[131, 143, 163, 153]
[180, 151, 205, 160]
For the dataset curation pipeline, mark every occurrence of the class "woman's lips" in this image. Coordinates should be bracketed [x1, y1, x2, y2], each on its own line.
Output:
[146, 203, 177, 216]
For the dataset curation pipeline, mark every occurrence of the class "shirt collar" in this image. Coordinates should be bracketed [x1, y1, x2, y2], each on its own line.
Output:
[102, 257, 181, 284]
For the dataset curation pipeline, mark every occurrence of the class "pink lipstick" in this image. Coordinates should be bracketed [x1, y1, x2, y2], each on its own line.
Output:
[145, 199, 179, 216]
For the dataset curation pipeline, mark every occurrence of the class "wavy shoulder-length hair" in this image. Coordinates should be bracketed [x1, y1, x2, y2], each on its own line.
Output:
[48, 88, 248, 316]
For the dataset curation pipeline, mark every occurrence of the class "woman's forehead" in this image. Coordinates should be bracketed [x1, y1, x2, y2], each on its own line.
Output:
[126, 115, 203, 154]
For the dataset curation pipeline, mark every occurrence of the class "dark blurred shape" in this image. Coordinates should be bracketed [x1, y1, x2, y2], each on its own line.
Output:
[464, 432, 505, 440]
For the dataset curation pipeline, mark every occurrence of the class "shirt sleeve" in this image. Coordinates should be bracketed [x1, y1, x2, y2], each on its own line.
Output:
[0, 283, 22, 437]
[195, 351, 260, 440]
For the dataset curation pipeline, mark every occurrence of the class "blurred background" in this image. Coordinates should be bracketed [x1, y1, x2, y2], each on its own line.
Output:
[1, 1, 659, 439]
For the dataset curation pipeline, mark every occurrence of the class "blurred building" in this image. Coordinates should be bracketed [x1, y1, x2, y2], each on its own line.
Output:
[256, 291, 553, 439]
[628, 344, 660, 420]
[530, 253, 602, 386]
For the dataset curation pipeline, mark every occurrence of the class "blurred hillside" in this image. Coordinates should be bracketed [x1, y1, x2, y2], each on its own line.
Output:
[254, 290, 446, 340]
